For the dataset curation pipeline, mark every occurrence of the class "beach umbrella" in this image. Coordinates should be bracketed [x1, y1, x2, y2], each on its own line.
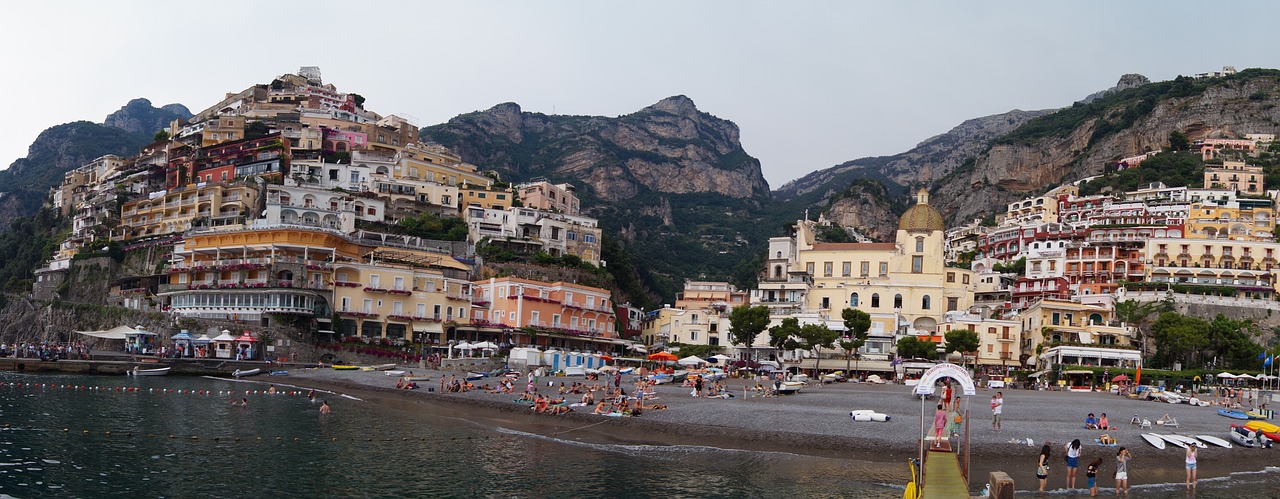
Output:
[472, 341, 499, 349]
[454, 341, 475, 350]
[1216, 372, 1236, 379]
[1110, 374, 1129, 383]
[598, 365, 619, 372]
[599, 354, 614, 362]
[627, 344, 648, 354]
[647, 352, 678, 362]
[677, 355, 706, 366]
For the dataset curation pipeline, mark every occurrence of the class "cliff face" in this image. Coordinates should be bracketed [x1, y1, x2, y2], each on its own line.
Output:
[934, 71, 1280, 223]
[423, 96, 770, 202]
[103, 98, 192, 136]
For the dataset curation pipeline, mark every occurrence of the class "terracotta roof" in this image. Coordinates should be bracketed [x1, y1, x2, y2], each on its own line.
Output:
[811, 243, 896, 251]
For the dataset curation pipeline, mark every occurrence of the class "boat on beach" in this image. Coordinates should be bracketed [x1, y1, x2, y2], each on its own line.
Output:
[128, 366, 170, 376]
[1230, 425, 1259, 447]
[268, 370, 289, 376]
[232, 368, 261, 378]
[776, 381, 804, 394]
[332, 365, 359, 370]
[1218, 408, 1250, 420]
[1140, 433, 1167, 449]
[384, 370, 406, 376]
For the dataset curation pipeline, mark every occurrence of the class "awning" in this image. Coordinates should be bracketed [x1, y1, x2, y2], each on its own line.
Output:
[1027, 370, 1047, 378]
[74, 325, 158, 340]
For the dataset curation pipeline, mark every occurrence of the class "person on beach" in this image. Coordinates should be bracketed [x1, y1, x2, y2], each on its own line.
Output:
[320, 400, 331, 414]
[1185, 444, 1197, 488]
[1085, 457, 1102, 496]
[941, 380, 953, 411]
[932, 404, 947, 448]
[1084, 413, 1099, 429]
[1064, 439, 1081, 488]
[991, 392, 1002, 431]
[1036, 444, 1051, 492]
[1098, 413, 1109, 430]
[307, 389, 316, 402]
[1115, 446, 1130, 495]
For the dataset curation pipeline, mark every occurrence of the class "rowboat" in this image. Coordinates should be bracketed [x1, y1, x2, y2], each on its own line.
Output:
[332, 365, 359, 370]
[232, 368, 261, 378]
[129, 366, 170, 376]
[776, 381, 804, 394]
[1195, 434, 1232, 448]
[1139, 433, 1166, 449]
[384, 370, 406, 376]
[1230, 425, 1258, 448]
[1218, 409, 1250, 420]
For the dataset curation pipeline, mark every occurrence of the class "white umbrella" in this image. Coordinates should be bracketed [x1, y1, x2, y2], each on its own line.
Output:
[1216, 372, 1236, 379]
[473, 341, 499, 349]
[709, 354, 733, 361]
[1235, 373, 1255, 380]
[677, 355, 706, 366]
[454, 342, 475, 350]
[627, 343, 648, 354]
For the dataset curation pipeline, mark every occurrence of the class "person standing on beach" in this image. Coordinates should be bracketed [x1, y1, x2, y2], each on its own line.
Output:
[991, 392, 1003, 431]
[1036, 444, 1051, 492]
[1064, 439, 1082, 488]
[1085, 457, 1101, 497]
[1115, 446, 1130, 495]
[1185, 444, 1197, 489]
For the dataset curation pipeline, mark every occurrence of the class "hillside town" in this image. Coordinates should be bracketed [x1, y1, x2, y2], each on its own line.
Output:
[28, 68, 1280, 386]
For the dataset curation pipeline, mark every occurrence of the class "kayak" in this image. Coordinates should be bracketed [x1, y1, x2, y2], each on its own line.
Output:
[332, 365, 359, 370]
[1218, 409, 1250, 420]
[1245, 420, 1280, 434]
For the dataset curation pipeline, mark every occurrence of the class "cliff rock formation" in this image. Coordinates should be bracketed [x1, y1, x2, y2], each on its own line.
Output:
[104, 98, 192, 136]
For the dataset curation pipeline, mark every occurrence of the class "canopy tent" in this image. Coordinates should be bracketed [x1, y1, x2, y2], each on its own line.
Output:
[74, 325, 157, 341]
[454, 342, 475, 350]
[708, 354, 733, 362]
[677, 355, 707, 366]
[171, 332, 194, 341]
[472, 341, 499, 349]
[627, 343, 648, 354]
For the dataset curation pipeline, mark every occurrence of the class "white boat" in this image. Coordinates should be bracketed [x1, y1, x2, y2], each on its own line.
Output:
[789, 374, 810, 383]
[384, 370, 406, 376]
[129, 366, 170, 376]
[1230, 426, 1258, 448]
[232, 368, 261, 378]
[1195, 434, 1232, 448]
[1154, 434, 1188, 449]
[1140, 433, 1167, 450]
[777, 381, 804, 394]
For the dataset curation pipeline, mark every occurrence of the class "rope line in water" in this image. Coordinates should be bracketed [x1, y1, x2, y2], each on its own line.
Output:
[551, 418, 613, 436]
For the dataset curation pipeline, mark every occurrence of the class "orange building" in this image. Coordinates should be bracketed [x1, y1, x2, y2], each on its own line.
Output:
[468, 277, 618, 351]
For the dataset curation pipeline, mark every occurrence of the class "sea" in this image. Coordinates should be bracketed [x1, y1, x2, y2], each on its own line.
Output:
[0, 372, 1276, 498]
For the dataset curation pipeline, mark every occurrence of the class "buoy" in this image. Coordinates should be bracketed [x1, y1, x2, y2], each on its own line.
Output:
[82, 430, 89, 434]
[104, 431, 111, 436]
[62, 428, 68, 432]
[190, 436, 199, 440]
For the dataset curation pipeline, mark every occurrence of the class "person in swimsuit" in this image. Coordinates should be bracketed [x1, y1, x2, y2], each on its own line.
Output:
[1185, 444, 1197, 489]
[1036, 444, 1051, 492]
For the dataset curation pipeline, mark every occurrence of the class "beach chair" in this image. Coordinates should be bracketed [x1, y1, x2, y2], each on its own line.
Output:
[1156, 414, 1178, 428]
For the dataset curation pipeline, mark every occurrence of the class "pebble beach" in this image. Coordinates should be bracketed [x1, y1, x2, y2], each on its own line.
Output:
[283, 366, 1276, 493]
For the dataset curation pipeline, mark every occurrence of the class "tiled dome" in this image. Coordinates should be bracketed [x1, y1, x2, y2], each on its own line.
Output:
[898, 189, 944, 232]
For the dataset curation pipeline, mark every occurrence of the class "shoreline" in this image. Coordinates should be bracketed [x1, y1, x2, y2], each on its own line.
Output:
[276, 368, 1277, 492]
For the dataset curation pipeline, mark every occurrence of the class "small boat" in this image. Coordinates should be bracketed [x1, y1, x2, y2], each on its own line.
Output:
[405, 376, 430, 382]
[370, 363, 397, 371]
[776, 381, 804, 394]
[332, 365, 359, 370]
[268, 370, 289, 376]
[232, 368, 261, 378]
[1218, 409, 1250, 420]
[464, 372, 487, 381]
[1245, 411, 1269, 420]
[1245, 420, 1280, 434]
[1195, 434, 1232, 448]
[1140, 433, 1166, 450]
[1154, 434, 1188, 449]
[850, 409, 890, 422]
[129, 366, 171, 376]
[384, 370, 406, 376]
[1230, 425, 1258, 448]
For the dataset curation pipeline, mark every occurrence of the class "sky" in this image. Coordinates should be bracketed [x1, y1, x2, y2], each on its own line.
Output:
[3, 1, 1279, 189]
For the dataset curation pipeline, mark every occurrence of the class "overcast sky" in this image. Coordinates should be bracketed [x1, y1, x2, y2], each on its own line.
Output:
[3, 1, 1278, 188]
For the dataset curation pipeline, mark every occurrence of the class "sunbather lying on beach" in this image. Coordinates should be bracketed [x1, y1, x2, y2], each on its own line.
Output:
[593, 401, 609, 414]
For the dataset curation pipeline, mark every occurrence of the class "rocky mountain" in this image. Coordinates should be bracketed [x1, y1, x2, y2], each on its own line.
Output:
[0, 121, 150, 231]
[932, 69, 1280, 223]
[104, 98, 192, 136]
[773, 108, 1050, 238]
[423, 96, 773, 301]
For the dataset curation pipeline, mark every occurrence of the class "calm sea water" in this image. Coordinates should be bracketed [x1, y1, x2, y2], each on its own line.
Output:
[0, 373, 1275, 498]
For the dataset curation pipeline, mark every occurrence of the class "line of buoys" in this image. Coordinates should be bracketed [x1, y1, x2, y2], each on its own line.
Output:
[1, 383, 312, 397]
[5, 429, 439, 444]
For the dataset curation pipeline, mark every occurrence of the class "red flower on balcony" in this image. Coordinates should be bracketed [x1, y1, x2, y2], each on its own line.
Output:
[364, 287, 388, 293]
[388, 289, 411, 296]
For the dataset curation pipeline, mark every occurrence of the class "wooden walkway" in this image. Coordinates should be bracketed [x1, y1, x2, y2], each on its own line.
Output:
[922, 448, 968, 499]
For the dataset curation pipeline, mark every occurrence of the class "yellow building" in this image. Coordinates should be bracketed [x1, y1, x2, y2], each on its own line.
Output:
[1203, 160, 1263, 193]
[1018, 299, 1138, 370]
[938, 313, 1022, 368]
[120, 182, 258, 239]
[201, 116, 246, 147]
[1184, 200, 1275, 242]
[641, 282, 748, 350]
[459, 184, 514, 211]
[1143, 237, 1278, 298]
[330, 249, 473, 342]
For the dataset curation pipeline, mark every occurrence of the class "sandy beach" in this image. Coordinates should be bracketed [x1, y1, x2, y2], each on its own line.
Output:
[279, 367, 1274, 493]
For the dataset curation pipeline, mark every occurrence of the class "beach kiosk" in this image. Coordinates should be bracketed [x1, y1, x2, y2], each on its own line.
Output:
[171, 330, 194, 358]
[194, 334, 214, 358]
[73, 325, 158, 354]
[233, 332, 259, 361]
[211, 330, 237, 359]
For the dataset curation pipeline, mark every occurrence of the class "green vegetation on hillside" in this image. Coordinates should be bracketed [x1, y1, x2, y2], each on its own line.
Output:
[0, 122, 150, 219]
[1077, 152, 1204, 196]
[0, 208, 66, 292]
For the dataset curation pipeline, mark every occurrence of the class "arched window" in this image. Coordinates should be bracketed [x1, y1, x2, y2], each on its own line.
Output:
[776, 251, 782, 258]
[922, 295, 931, 310]
[871, 293, 880, 308]
[1089, 313, 1103, 325]
[893, 294, 903, 308]
[773, 265, 782, 278]
[851, 293, 859, 307]
[915, 237, 925, 253]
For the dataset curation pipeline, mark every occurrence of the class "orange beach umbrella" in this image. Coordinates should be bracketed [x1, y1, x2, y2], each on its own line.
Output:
[647, 352, 678, 362]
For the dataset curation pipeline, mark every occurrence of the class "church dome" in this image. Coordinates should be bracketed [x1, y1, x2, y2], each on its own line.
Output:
[898, 189, 945, 232]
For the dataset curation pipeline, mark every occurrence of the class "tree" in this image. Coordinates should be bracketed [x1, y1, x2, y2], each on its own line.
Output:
[728, 304, 770, 361]
[768, 317, 800, 351]
[245, 121, 270, 139]
[897, 336, 937, 360]
[1150, 312, 1207, 368]
[1114, 299, 1157, 359]
[841, 308, 871, 372]
[797, 323, 839, 360]
[153, 129, 169, 142]
[944, 329, 981, 367]
[1169, 130, 1190, 151]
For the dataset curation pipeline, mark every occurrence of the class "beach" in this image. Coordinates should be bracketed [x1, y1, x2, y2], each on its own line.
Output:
[281, 367, 1275, 493]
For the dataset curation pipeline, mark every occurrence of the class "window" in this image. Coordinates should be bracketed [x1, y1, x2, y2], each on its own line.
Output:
[1051, 312, 1060, 326]
[879, 262, 888, 276]
[824, 262, 833, 277]
[916, 237, 925, 253]
[947, 272, 955, 283]
[893, 294, 902, 308]
[860, 261, 870, 276]
[962, 274, 970, 285]
[821, 297, 830, 309]
[842, 262, 851, 277]
[947, 297, 958, 311]
[912, 256, 923, 273]
[393, 276, 404, 290]
[922, 295, 931, 310]
[370, 275, 380, 288]
[871, 293, 880, 308]
[530, 311, 540, 325]
[850, 293, 859, 307]
[806, 263, 815, 275]
[584, 234, 597, 243]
